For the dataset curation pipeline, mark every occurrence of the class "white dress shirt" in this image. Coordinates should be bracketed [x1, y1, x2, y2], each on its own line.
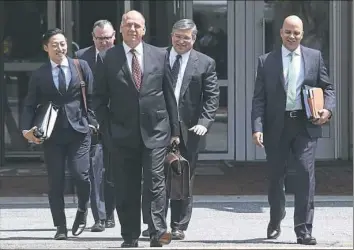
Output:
[169, 47, 191, 105]
[282, 45, 304, 110]
[95, 48, 100, 62]
[50, 57, 71, 90]
[122, 42, 144, 74]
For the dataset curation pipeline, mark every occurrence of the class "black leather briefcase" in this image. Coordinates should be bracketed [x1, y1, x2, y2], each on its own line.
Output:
[164, 142, 191, 200]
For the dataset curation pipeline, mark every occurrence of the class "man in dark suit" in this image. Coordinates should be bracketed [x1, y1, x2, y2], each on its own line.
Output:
[76, 19, 116, 232]
[251, 15, 335, 245]
[142, 19, 219, 240]
[21, 28, 96, 240]
[93, 10, 179, 248]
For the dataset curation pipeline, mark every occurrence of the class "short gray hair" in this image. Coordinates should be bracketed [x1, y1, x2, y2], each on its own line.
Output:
[92, 20, 114, 32]
[172, 19, 198, 38]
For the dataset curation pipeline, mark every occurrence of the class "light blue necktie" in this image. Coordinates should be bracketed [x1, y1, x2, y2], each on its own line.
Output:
[286, 52, 297, 110]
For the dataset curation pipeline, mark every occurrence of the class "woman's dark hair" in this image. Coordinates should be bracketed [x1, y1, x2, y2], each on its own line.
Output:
[42, 28, 65, 45]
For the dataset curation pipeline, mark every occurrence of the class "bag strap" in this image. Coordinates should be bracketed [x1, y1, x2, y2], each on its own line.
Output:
[73, 59, 87, 113]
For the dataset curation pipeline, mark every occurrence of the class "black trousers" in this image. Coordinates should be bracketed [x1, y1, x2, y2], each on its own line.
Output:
[102, 140, 116, 221]
[166, 134, 199, 231]
[43, 127, 91, 227]
[111, 143, 168, 240]
[265, 116, 317, 235]
[89, 143, 106, 222]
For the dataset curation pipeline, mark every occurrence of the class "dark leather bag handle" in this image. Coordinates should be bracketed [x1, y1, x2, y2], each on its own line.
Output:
[73, 59, 88, 113]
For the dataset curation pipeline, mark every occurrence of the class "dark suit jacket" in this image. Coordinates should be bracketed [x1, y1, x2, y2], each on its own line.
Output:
[251, 45, 335, 147]
[20, 57, 95, 134]
[165, 48, 219, 151]
[93, 42, 179, 149]
[75, 46, 101, 73]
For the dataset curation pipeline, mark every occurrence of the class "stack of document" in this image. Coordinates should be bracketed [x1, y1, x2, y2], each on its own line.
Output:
[302, 86, 324, 119]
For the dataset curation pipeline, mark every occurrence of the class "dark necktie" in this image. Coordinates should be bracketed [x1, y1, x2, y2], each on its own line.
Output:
[171, 54, 181, 89]
[130, 49, 142, 90]
[58, 65, 66, 94]
[96, 53, 102, 64]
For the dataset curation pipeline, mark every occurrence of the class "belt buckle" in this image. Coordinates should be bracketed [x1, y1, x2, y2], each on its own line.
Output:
[289, 111, 297, 118]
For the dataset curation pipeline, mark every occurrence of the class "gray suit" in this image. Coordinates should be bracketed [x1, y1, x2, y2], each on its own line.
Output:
[75, 46, 107, 223]
[164, 48, 219, 231]
[251, 45, 335, 235]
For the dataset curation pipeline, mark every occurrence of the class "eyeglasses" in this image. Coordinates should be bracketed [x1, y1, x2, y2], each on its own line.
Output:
[94, 35, 115, 41]
[172, 33, 193, 42]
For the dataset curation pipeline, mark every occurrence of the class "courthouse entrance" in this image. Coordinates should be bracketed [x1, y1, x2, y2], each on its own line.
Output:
[0, 0, 351, 165]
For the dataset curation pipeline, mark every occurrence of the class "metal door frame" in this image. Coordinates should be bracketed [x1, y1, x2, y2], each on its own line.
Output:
[185, 0, 236, 160]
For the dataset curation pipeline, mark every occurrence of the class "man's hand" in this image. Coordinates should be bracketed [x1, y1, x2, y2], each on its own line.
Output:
[170, 136, 180, 145]
[189, 125, 208, 136]
[312, 109, 331, 125]
[22, 126, 42, 144]
[252, 132, 264, 148]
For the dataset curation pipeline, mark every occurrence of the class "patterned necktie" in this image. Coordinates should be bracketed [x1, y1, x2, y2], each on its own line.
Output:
[130, 49, 142, 90]
[286, 52, 297, 110]
[171, 54, 181, 89]
[57, 65, 66, 94]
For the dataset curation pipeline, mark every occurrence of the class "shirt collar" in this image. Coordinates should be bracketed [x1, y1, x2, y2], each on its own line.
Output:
[123, 41, 143, 55]
[50, 57, 69, 69]
[282, 45, 301, 57]
[170, 47, 191, 62]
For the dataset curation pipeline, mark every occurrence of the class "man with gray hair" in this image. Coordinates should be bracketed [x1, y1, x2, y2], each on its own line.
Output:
[76, 19, 116, 232]
[144, 19, 219, 239]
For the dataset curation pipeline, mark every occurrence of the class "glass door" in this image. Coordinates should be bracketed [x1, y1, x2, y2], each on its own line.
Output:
[3, 1, 56, 158]
[70, 0, 125, 52]
[186, 0, 235, 160]
[249, 0, 336, 160]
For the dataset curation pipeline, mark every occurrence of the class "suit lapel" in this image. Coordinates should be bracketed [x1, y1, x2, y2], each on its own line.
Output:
[274, 48, 286, 92]
[86, 46, 96, 72]
[300, 45, 310, 84]
[118, 45, 137, 91]
[179, 49, 198, 102]
[164, 47, 174, 85]
[67, 57, 80, 92]
[45, 62, 61, 95]
[140, 42, 153, 92]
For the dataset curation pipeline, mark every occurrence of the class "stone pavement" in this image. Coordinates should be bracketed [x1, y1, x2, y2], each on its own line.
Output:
[0, 196, 352, 249]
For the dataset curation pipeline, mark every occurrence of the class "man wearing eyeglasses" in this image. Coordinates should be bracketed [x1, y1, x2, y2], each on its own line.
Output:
[76, 19, 116, 233]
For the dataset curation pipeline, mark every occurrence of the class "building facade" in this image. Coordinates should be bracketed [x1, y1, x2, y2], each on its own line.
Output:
[0, 0, 353, 166]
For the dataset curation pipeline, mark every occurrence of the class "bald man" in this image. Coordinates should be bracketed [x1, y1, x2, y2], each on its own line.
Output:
[251, 15, 335, 245]
[93, 10, 179, 247]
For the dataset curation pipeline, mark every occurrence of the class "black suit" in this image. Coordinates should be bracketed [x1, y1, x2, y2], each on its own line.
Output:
[251, 45, 335, 235]
[76, 46, 111, 223]
[165, 48, 219, 231]
[93, 43, 179, 240]
[20, 57, 94, 227]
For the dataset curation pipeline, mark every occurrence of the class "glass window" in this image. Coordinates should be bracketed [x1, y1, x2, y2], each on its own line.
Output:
[193, 0, 229, 153]
[4, 71, 43, 152]
[193, 0, 228, 80]
[4, 1, 48, 62]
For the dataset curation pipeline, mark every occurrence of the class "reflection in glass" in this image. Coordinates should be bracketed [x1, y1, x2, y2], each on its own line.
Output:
[4, 72, 43, 152]
[4, 1, 48, 62]
[193, 1, 228, 153]
[193, 0, 228, 80]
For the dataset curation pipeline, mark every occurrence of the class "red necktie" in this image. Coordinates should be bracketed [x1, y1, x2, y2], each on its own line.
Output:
[130, 49, 142, 90]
